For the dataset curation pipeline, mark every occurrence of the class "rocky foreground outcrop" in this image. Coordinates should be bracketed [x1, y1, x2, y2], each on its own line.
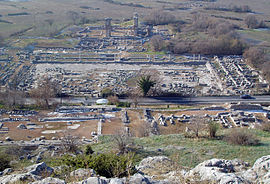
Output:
[1, 155, 270, 184]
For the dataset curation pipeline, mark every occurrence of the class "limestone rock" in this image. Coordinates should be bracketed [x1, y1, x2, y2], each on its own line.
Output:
[3, 168, 13, 175]
[137, 156, 175, 176]
[26, 162, 54, 176]
[128, 173, 152, 184]
[17, 123, 27, 129]
[241, 169, 258, 181]
[30, 177, 66, 184]
[251, 155, 270, 177]
[5, 137, 12, 141]
[185, 158, 248, 183]
[0, 173, 34, 184]
[76, 176, 109, 184]
[70, 168, 96, 179]
[137, 156, 173, 171]
[242, 155, 270, 183]
[109, 178, 126, 184]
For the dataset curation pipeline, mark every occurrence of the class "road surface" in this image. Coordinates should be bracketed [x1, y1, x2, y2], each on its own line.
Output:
[57, 95, 270, 105]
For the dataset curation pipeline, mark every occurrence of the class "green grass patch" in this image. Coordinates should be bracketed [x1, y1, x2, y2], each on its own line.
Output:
[117, 20, 134, 27]
[92, 129, 270, 168]
[10, 38, 79, 48]
[238, 29, 270, 43]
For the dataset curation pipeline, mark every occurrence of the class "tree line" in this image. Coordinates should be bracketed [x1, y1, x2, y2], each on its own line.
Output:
[149, 13, 247, 56]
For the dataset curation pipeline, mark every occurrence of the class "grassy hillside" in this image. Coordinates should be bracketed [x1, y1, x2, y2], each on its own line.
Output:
[92, 129, 270, 168]
[0, 0, 269, 38]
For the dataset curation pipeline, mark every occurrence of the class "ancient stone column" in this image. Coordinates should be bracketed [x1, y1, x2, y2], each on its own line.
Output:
[105, 18, 112, 37]
[133, 13, 139, 36]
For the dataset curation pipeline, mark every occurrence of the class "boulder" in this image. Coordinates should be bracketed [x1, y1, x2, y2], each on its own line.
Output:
[0, 173, 34, 184]
[70, 168, 96, 179]
[260, 172, 270, 183]
[137, 156, 175, 176]
[137, 156, 184, 182]
[3, 168, 13, 175]
[128, 173, 152, 184]
[0, 162, 54, 183]
[30, 177, 66, 184]
[128, 173, 168, 184]
[242, 155, 270, 182]
[26, 162, 54, 176]
[185, 158, 249, 183]
[76, 176, 109, 184]
[250, 155, 270, 177]
[5, 137, 12, 141]
[17, 124, 27, 129]
[109, 178, 126, 184]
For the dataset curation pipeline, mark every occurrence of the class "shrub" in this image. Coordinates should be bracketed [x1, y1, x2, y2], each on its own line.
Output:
[101, 88, 114, 98]
[5, 145, 25, 159]
[112, 132, 135, 154]
[61, 153, 136, 178]
[185, 117, 207, 138]
[116, 102, 131, 108]
[85, 145, 94, 155]
[243, 47, 266, 69]
[60, 134, 81, 154]
[150, 35, 165, 52]
[245, 15, 258, 29]
[261, 123, 270, 132]
[144, 11, 176, 25]
[0, 154, 10, 171]
[208, 122, 219, 138]
[107, 95, 119, 105]
[225, 129, 260, 146]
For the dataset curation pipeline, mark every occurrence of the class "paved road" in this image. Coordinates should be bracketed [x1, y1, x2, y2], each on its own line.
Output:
[133, 96, 270, 104]
[58, 95, 270, 105]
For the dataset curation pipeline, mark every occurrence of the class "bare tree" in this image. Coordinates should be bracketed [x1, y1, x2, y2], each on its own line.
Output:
[5, 89, 25, 107]
[59, 131, 80, 154]
[150, 35, 165, 52]
[107, 95, 119, 105]
[129, 89, 141, 108]
[186, 117, 207, 138]
[245, 15, 259, 29]
[30, 76, 61, 108]
[112, 129, 134, 155]
[0, 76, 25, 108]
[136, 121, 152, 137]
[173, 42, 190, 54]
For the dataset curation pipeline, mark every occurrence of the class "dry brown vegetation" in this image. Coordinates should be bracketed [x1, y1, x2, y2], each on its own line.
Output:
[148, 13, 247, 56]
[144, 10, 176, 25]
[30, 76, 61, 108]
[243, 46, 270, 81]
[225, 128, 260, 146]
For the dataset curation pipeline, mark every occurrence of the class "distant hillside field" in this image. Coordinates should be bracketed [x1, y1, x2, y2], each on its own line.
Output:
[0, 0, 269, 38]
